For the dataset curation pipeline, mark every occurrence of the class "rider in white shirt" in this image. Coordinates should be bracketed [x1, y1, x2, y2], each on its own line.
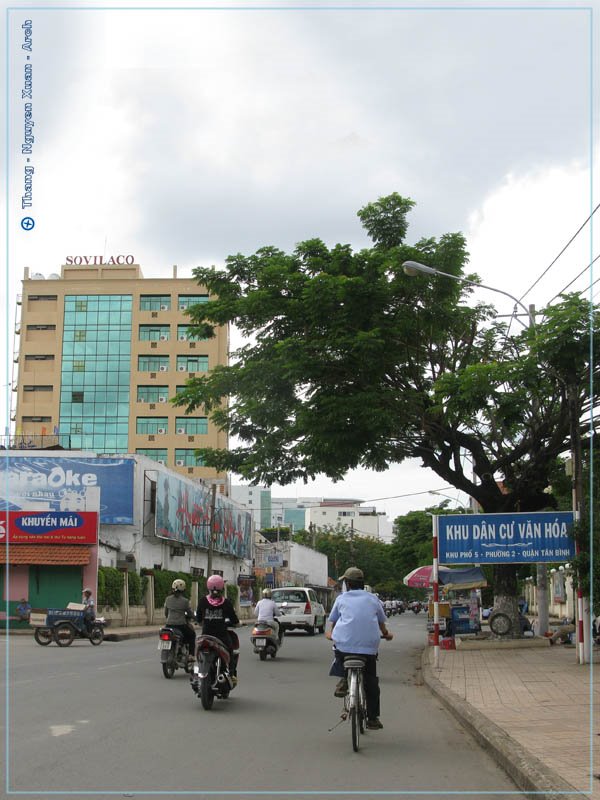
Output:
[254, 588, 284, 643]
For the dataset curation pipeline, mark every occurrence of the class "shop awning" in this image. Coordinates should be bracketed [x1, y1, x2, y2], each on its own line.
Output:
[0, 545, 91, 565]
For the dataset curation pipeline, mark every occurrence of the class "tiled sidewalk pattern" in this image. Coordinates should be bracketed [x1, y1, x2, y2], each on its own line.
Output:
[432, 645, 598, 795]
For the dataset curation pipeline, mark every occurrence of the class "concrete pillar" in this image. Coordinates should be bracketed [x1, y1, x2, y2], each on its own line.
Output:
[120, 570, 129, 627]
[144, 575, 155, 625]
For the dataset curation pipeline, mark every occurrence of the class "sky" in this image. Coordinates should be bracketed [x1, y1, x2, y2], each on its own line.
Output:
[2, 0, 598, 525]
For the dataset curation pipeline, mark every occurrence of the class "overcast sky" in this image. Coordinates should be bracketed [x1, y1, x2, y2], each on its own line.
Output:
[3, 0, 598, 522]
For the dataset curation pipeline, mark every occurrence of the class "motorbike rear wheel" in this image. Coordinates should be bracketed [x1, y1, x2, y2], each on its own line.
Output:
[200, 675, 214, 709]
[34, 627, 53, 646]
[89, 626, 104, 645]
[259, 650, 268, 661]
[162, 657, 176, 679]
[55, 624, 75, 647]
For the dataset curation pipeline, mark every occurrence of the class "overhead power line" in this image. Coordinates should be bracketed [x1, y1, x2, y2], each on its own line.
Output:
[547, 254, 600, 304]
[519, 202, 600, 304]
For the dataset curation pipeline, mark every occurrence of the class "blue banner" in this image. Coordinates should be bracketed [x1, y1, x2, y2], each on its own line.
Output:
[0, 456, 134, 524]
[438, 512, 575, 564]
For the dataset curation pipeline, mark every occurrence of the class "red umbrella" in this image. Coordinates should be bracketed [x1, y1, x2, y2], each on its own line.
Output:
[403, 565, 450, 588]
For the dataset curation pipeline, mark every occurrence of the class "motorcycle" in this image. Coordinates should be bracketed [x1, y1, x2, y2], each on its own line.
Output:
[190, 624, 240, 710]
[158, 624, 194, 678]
[251, 617, 284, 661]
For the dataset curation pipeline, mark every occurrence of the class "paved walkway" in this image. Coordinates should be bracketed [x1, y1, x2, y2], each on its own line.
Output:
[5, 623, 597, 797]
[422, 639, 598, 799]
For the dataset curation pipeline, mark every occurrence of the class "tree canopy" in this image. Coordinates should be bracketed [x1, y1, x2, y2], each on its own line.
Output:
[175, 192, 598, 526]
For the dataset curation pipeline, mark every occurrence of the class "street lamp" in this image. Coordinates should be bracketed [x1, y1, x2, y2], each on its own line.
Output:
[402, 260, 552, 642]
[402, 261, 536, 329]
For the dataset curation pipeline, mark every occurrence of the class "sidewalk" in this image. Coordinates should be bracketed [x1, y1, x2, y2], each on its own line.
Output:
[421, 639, 598, 799]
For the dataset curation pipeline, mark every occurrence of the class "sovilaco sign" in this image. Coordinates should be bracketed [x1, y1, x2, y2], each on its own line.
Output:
[65, 255, 135, 265]
[438, 512, 575, 565]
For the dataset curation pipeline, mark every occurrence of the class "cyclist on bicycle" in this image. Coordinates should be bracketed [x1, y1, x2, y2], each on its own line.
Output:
[326, 566, 393, 730]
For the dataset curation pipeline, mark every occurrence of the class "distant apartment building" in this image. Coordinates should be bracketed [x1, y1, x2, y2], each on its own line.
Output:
[306, 499, 392, 541]
[11, 261, 228, 487]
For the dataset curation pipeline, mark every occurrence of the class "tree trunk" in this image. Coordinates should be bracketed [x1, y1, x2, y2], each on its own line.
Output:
[492, 565, 521, 638]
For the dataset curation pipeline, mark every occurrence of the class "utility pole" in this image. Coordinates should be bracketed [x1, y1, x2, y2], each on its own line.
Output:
[567, 383, 587, 664]
[206, 483, 217, 577]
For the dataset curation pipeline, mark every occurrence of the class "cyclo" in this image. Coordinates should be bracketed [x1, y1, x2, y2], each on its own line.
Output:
[31, 607, 105, 646]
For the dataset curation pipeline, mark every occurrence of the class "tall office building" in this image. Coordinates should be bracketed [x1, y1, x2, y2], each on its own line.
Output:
[12, 261, 229, 486]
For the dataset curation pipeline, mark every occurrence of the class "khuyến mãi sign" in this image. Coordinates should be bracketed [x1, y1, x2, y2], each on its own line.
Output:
[438, 512, 575, 564]
[2, 511, 98, 544]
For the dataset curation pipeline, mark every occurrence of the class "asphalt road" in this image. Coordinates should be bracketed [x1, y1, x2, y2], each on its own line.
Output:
[1, 613, 517, 799]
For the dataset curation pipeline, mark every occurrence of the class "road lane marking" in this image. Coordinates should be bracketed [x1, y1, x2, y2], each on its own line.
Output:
[50, 724, 75, 736]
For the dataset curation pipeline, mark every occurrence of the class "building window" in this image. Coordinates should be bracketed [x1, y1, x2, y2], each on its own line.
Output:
[138, 356, 169, 372]
[136, 448, 167, 464]
[29, 295, 58, 301]
[137, 386, 169, 403]
[72, 392, 84, 403]
[338, 511, 355, 517]
[140, 295, 171, 311]
[177, 295, 209, 311]
[73, 360, 85, 372]
[23, 385, 53, 392]
[22, 416, 51, 423]
[26, 324, 56, 331]
[136, 417, 168, 435]
[176, 324, 206, 342]
[175, 417, 208, 435]
[176, 355, 208, 373]
[75, 300, 88, 311]
[25, 354, 54, 361]
[139, 325, 170, 341]
[74, 330, 86, 341]
[174, 449, 204, 467]
[71, 422, 83, 434]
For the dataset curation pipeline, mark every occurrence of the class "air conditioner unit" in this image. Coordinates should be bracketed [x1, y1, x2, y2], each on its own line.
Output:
[156, 459, 165, 465]
[160, 304, 169, 311]
[178, 334, 187, 341]
[178, 365, 186, 372]
[159, 365, 168, 372]
[176, 459, 185, 466]
[176, 427, 185, 434]
[138, 398, 146, 403]
[157, 427, 166, 435]
[159, 335, 168, 341]
[179, 304, 186, 311]
[158, 396, 167, 403]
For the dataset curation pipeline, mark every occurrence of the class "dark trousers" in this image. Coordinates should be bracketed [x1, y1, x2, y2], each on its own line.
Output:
[171, 624, 196, 653]
[335, 650, 380, 720]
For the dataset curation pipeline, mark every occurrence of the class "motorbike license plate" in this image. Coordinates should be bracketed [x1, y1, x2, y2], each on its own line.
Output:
[255, 638, 266, 647]
[158, 640, 172, 650]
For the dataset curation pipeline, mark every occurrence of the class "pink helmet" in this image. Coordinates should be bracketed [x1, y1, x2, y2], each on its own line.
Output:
[207, 574, 225, 593]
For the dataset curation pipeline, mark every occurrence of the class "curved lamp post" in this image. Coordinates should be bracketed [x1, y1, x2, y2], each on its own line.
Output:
[402, 260, 553, 660]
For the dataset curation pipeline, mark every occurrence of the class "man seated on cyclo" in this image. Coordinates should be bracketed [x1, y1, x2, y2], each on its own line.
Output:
[164, 579, 196, 661]
[253, 588, 284, 643]
[326, 567, 393, 731]
[82, 588, 96, 634]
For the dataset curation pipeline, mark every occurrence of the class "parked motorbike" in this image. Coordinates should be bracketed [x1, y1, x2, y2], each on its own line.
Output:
[190, 624, 240, 710]
[158, 625, 193, 678]
[251, 618, 284, 661]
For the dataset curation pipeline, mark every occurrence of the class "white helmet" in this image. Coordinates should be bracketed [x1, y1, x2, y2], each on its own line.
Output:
[172, 579, 186, 592]
[262, 588, 272, 598]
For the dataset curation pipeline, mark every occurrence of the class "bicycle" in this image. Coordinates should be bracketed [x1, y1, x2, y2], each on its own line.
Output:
[343, 655, 368, 752]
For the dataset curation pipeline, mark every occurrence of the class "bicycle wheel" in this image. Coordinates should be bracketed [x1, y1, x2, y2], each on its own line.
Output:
[358, 675, 367, 734]
[348, 670, 360, 752]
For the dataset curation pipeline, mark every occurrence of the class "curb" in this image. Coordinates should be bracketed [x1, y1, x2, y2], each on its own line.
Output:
[420, 647, 580, 800]
[104, 629, 159, 642]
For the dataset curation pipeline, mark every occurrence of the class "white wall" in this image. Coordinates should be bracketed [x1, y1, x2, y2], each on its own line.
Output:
[288, 542, 328, 587]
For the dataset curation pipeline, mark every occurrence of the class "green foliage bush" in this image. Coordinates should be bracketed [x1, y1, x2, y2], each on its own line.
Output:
[153, 569, 201, 609]
[128, 571, 143, 605]
[98, 567, 123, 608]
[226, 583, 238, 606]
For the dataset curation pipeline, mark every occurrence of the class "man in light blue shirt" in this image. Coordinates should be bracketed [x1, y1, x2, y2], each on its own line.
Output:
[326, 567, 392, 730]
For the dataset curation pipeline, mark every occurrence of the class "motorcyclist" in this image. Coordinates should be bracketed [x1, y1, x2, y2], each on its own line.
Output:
[254, 587, 284, 644]
[196, 575, 240, 683]
[164, 579, 196, 661]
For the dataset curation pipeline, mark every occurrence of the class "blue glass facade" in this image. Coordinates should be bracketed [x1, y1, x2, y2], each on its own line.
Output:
[59, 295, 132, 452]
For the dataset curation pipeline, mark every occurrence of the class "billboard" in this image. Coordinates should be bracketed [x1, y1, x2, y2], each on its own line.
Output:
[438, 512, 575, 564]
[155, 473, 252, 559]
[1, 511, 98, 544]
[0, 456, 134, 524]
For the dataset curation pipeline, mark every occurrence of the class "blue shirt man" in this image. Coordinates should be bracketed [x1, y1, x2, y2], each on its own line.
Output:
[326, 567, 393, 730]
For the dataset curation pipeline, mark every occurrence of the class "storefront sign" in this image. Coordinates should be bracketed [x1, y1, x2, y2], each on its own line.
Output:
[1, 510, 98, 544]
[257, 553, 283, 567]
[438, 512, 575, 564]
[0, 456, 134, 524]
[65, 255, 135, 265]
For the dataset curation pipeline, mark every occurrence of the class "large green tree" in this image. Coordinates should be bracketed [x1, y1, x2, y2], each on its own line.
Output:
[175, 194, 598, 631]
